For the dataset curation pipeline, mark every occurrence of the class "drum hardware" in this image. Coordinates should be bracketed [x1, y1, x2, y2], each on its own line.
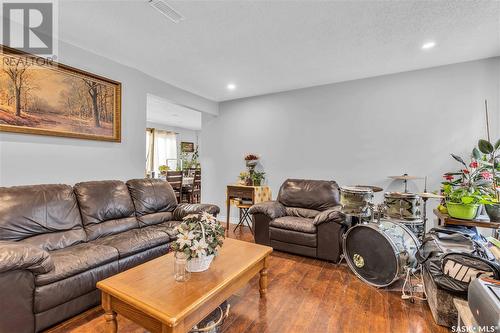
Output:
[388, 174, 423, 193]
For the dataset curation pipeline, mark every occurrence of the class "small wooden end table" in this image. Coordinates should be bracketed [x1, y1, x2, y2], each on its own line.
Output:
[97, 238, 272, 333]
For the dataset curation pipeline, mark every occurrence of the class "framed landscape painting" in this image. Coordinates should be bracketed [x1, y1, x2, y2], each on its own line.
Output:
[0, 46, 121, 142]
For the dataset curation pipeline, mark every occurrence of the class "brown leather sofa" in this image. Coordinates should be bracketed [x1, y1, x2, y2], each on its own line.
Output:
[0, 179, 219, 333]
[249, 179, 346, 262]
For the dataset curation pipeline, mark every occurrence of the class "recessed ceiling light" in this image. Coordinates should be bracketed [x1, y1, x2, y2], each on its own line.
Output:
[421, 41, 436, 50]
[227, 83, 236, 91]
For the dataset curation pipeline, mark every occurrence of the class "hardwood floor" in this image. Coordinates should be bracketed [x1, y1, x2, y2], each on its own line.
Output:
[46, 226, 449, 333]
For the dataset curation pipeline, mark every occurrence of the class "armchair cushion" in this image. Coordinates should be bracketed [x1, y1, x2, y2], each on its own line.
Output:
[277, 179, 340, 211]
[285, 207, 320, 218]
[172, 203, 220, 220]
[248, 201, 287, 219]
[270, 216, 316, 234]
[313, 207, 345, 226]
[0, 241, 54, 274]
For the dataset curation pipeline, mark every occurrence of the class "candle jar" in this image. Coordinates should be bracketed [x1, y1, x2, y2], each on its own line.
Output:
[174, 252, 191, 282]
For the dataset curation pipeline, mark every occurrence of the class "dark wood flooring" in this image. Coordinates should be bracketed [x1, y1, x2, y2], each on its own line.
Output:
[46, 226, 449, 333]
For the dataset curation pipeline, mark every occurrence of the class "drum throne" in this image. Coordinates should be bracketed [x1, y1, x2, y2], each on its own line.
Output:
[249, 179, 347, 262]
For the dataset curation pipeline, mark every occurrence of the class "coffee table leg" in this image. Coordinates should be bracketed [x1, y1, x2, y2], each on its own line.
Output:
[102, 293, 118, 333]
[259, 257, 268, 297]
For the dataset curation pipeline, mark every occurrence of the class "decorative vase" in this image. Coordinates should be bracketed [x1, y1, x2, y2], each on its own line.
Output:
[446, 202, 479, 220]
[174, 252, 191, 282]
[186, 254, 214, 272]
[245, 160, 258, 168]
[253, 179, 261, 186]
[485, 203, 500, 222]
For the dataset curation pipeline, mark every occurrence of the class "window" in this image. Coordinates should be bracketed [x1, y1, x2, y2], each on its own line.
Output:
[145, 128, 178, 176]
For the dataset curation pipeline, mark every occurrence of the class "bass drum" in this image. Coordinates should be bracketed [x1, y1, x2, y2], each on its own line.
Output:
[343, 219, 420, 287]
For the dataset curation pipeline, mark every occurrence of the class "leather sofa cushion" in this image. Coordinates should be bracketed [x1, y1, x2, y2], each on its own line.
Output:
[92, 228, 170, 259]
[285, 207, 320, 218]
[145, 220, 181, 238]
[0, 184, 85, 251]
[135, 212, 173, 228]
[270, 216, 316, 234]
[117, 243, 170, 272]
[277, 179, 340, 211]
[34, 262, 119, 313]
[36, 243, 118, 286]
[270, 227, 317, 247]
[74, 180, 139, 241]
[126, 179, 178, 227]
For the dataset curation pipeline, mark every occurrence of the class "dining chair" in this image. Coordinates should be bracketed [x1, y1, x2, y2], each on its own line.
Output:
[184, 169, 201, 203]
[166, 170, 183, 203]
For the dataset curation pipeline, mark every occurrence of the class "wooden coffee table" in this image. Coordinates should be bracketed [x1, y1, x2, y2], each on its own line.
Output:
[96, 238, 272, 333]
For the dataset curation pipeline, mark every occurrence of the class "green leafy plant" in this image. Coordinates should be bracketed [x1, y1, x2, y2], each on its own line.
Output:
[442, 184, 490, 205]
[477, 138, 500, 200]
[251, 171, 266, 186]
[170, 212, 225, 260]
[442, 152, 494, 195]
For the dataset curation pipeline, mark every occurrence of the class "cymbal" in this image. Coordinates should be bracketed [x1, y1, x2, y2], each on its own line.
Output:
[418, 192, 444, 199]
[355, 185, 383, 193]
[388, 175, 424, 180]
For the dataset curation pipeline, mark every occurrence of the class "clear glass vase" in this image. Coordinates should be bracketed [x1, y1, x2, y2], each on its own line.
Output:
[174, 252, 191, 282]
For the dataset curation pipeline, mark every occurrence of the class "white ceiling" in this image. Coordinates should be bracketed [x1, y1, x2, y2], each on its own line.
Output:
[59, 1, 500, 102]
[147, 94, 202, 130]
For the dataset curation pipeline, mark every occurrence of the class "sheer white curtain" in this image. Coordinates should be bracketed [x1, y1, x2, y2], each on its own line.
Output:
[145, 129, 178, 176]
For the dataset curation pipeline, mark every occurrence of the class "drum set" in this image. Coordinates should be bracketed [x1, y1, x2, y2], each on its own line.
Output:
[340, 175, 443, 289]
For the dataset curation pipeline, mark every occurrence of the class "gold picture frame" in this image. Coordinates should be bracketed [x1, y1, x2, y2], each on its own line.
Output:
[0, 45, 121, 142]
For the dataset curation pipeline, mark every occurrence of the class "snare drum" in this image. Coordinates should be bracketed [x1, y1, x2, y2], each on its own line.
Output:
[340, 186, 374, 217]
[383, 192, 421, 220]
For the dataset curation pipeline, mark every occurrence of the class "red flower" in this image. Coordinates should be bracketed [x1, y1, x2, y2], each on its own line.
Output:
[469, 161, 478, 168]
[443, 174, 454, 181]
[481, 171, 492, 180]
[462, 169, 470, 174]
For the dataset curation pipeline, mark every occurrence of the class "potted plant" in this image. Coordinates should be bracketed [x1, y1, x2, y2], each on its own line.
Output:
[238, 171, 249, 185]
[171, 212, 225, 272]
[476, 138, 500, 221]
[441, 153, 495, 220]
[442, 185, 484, 220]
[251, 171, 266, 186]
[158, 165, 169, 176]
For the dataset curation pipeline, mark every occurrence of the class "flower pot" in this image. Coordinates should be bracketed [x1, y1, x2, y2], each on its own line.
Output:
[186, 254, 214, 272]
[485, 203, 500, 222]
[446, 202, 479, 220]
[253, 180, 261, 186]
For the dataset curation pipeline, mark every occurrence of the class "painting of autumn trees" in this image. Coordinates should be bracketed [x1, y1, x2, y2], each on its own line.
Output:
[0, 51, 121, 141]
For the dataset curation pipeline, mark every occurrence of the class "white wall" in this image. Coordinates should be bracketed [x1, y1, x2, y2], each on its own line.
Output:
[201, 57, 500, 225]
[0, 41, 217, 186]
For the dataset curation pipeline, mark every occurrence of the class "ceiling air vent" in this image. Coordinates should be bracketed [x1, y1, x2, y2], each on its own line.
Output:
[148, 0, 185, 23]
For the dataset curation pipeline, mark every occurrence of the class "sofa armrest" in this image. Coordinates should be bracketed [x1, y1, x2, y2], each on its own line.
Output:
[0, 241, 54, 274]
[248, 201, 287, 219]
[313, 206, 346, 226]
[173, 203, 221, 220]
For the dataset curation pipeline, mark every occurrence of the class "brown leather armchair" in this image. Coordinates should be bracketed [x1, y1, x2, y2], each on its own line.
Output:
[249, 179, 346, 262]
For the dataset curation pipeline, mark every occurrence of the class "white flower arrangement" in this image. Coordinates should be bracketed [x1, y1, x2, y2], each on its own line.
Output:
[171, 212, 225, 260]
